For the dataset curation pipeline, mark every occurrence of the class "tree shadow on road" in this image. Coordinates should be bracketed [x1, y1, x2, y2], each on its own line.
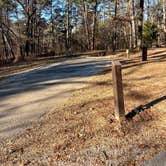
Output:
[0, 59, 111, 100]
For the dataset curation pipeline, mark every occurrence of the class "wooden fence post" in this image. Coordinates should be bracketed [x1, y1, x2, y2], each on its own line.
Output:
[112, 61, 125, 120]
[142, 47, 147, 61]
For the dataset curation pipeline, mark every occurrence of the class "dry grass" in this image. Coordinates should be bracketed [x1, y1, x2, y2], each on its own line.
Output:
[0, 48, 166, 166]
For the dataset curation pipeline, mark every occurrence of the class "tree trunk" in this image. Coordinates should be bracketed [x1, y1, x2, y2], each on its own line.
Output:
[66, 0, 71, 51]
[91, 1, 98, 50]
[112, 0, 118, 52]
[138, 0, 144, 49]
[146, 0, 150, 20]
[138, 0, 146, 61]
[163, 0, 166, 33]
[13, 40, 23, 63]
[114, 0, 118, 17]
[157, 19, 161, 47]
[82, 0, 91, 50]
[129, 0, 136, 49]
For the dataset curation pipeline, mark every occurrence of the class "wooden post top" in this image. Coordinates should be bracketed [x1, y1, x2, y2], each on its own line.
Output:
[112, 60, 121, 66]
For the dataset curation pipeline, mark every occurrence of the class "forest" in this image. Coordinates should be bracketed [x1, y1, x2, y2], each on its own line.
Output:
[0, 0, 166, 64]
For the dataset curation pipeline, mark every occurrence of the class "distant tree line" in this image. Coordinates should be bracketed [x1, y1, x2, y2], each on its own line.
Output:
[0, 0, 165, 64]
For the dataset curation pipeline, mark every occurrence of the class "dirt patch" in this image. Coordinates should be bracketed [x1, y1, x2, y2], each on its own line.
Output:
[0, 48, 166, 166]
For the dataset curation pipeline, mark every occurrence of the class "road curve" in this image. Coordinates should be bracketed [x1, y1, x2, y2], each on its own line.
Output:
[0, 56, 111, 140]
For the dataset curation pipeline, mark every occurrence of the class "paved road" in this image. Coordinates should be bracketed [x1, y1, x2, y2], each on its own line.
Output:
[0, 56, 111, 140]
[140, 151, 166, 166]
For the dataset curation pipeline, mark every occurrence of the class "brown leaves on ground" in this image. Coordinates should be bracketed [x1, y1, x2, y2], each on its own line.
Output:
[0, 48, 166, 166]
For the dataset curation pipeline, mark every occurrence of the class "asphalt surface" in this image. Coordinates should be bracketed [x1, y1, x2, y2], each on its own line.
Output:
[140, 151, 166, 166]
[0, 56, 111, 140]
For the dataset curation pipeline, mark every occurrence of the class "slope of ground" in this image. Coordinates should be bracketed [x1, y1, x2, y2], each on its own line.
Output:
[0, 48, 166, 166]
